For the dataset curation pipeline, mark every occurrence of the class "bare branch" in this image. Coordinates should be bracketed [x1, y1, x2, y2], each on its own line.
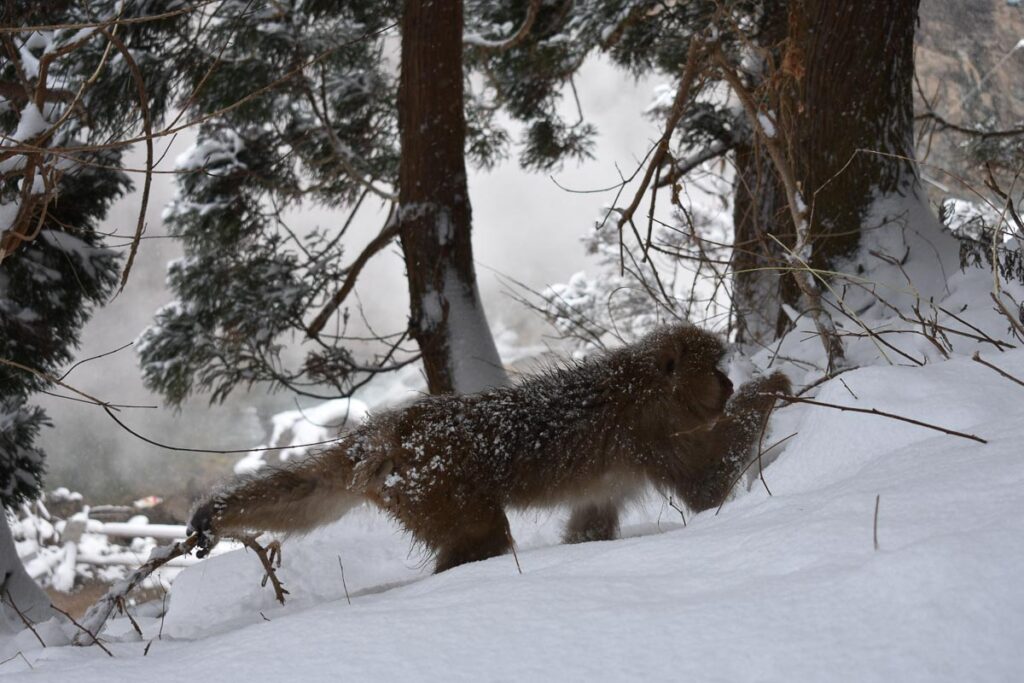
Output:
[972, 352, 1024, 389]
[74, 536, 198, 647]
[655, 141, 734, 188]
[51, 605, 113, 657]
[0, 589, 45, 648]
[98, 28, 154, 295]
[242, 538, 289, 605]
[915, 111, 1024, 140]
[779, 394, 987, 444]
[307, 211, 401, 339]
[873, 494, 881, 551]
[616, 39, 705, 259]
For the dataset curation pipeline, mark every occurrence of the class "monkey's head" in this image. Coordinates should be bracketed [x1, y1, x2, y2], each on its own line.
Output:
[642, 324, 733, 432]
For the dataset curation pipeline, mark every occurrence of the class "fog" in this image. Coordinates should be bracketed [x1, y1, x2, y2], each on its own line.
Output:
[37, 58, 664, 506]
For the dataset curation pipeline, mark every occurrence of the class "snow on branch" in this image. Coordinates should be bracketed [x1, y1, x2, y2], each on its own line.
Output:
[464, 0, 540, 52]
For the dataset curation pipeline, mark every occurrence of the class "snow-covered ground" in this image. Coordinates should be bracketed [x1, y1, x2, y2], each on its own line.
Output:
[3, 340, 1024, 680]
[4, 183, 1024, 679]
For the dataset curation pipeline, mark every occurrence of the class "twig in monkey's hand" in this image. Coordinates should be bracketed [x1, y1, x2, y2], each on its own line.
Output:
[777, 395, 987, 444]
[72, 535, 197, 646]
[242, 537, 289, 605]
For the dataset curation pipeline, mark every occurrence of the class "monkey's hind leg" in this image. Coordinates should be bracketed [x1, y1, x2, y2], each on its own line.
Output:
[431, 502, 513, 573]
[563, 501, 621, 544]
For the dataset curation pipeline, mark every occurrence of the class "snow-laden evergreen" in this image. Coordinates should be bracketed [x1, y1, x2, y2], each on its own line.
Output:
[0, 2, 156, 506]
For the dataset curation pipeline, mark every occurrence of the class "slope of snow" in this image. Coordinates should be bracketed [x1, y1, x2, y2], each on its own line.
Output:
[3, 348, 1023, 680]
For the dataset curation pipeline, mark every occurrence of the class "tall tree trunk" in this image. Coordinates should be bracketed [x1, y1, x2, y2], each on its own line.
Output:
[732, 141, 799, 346]
[780, 0, 920, 270]
[730, 2, 796, 348]
[397, 0, 507, 394]
[733, 0, 952, 347]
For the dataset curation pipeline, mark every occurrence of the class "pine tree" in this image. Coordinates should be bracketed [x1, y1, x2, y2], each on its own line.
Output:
[132, 0, 621, 403]
[0, 1, 175, 504]
[0, 0, 175, 627]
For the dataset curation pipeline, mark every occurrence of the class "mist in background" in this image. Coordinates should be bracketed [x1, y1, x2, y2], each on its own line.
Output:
[37, 58, 663, 506]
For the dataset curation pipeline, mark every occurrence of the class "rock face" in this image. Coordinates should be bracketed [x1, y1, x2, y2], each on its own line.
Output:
[915, 0, 1024, 187]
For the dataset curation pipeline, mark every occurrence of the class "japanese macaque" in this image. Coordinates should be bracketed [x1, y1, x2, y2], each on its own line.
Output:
[188, 325, 790, 572]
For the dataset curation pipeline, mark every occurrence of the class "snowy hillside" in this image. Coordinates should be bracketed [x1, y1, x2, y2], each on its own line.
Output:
[3, 343, 1024, 680]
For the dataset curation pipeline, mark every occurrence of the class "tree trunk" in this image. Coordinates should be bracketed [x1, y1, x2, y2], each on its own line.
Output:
[733, 0, 952, 347]
[0, 512, 51, 635]
[731, 4, 796, 347]
[734, 142, 815, 346]
[779, 0, 920, 270]
[397, 0, 507, 395]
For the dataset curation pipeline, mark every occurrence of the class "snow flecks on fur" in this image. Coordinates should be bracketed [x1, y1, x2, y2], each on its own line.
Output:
[353, 325, 725, 512]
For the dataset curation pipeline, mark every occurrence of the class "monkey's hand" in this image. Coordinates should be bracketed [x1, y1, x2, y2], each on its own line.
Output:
[757, 370, 792, 399]
[186, 497, 223, 559]
[725, 371, 792, 416]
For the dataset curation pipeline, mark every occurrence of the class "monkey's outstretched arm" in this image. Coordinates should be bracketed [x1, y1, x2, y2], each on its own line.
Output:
[188, 447, 366, 557]
[675, 371, 792, 512]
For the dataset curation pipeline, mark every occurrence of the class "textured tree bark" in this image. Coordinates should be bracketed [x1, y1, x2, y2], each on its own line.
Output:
[730, 3, 796, 347]
[732, 0, 921, 346]
[397, 0, 506, 394]
[732, 141, 792, 346]
[779, 0, 920, 270]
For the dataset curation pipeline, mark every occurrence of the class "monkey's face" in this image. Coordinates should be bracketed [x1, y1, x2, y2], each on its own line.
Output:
[671, 364, 734, 430]
[654, 326, 733, 431]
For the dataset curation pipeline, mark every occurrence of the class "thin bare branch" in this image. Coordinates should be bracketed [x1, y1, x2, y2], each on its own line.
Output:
[873, 494, 881, 551]
[242, 538, 289, 605]
[307, 210, 400, 338]
[0, 590, 45, 648]
[972, 352, 1024, 389]
[50, 605, 114, 657]
[98, 28, 154, 295]
[74, 536, 198, 647]
[616, 39, 705, 260]
[779, 394, 987, 444]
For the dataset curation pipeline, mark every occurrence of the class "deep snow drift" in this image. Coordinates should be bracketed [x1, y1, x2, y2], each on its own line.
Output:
[3, 341, 1024, 680]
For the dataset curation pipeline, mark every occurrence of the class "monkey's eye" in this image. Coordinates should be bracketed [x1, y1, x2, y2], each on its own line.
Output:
[663, 357, 676, 375]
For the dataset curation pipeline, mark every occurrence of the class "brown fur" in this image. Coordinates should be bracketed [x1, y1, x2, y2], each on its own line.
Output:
[562, 370, 791, 542]
[189, 326, 787, 572]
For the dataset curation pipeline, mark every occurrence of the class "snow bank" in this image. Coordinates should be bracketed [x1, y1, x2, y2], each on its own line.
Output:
[5, 347, 1024, 680]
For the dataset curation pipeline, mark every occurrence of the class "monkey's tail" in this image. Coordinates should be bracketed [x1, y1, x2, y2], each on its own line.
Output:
[193, 444, 371, 541]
